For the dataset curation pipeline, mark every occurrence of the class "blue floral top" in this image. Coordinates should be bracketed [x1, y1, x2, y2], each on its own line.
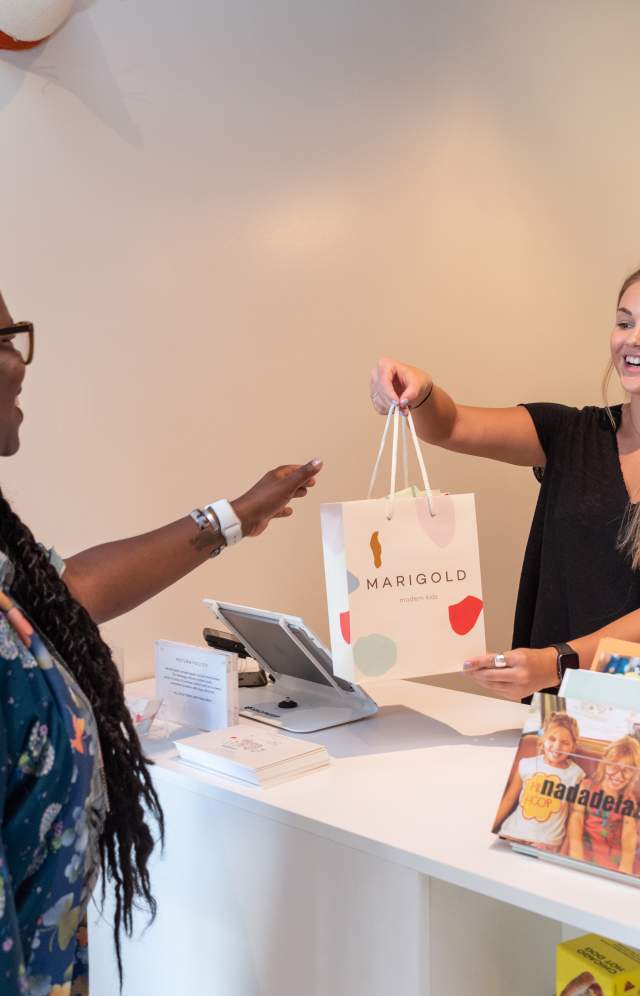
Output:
[0, 551, 107, 995]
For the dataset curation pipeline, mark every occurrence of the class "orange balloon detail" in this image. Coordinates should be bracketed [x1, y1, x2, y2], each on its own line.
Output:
[0, 29, 47, 49]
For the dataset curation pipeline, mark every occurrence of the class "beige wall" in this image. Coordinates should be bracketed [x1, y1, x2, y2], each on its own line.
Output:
[0, 1, 634, 680]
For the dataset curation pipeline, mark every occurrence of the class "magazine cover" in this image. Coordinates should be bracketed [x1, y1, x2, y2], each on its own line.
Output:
[493, 693, 640, 880]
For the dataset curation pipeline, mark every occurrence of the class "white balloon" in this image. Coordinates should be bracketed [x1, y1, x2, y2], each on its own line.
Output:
[0, 0, 74, 42]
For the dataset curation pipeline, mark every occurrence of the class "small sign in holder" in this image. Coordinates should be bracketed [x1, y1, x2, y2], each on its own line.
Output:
[155, 639, 238, 730]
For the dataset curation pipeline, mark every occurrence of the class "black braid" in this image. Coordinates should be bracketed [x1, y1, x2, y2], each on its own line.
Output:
[0, 489, 164, 982]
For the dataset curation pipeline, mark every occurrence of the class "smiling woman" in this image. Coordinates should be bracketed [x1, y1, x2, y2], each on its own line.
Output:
[370, 267, 640, 700]
[0, 301, 28, 456]
[0, 288, 322, 994]
[608, 273, 640, 569]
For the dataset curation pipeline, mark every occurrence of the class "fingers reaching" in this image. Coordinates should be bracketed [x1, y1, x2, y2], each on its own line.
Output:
[370, 358, 401, 413]
[232, 458, 323, 537]
[283, 459, 323, 488]
[462, 647, 556, 701]
[463, 652, 515, 672]
[370, 358, 433, 415]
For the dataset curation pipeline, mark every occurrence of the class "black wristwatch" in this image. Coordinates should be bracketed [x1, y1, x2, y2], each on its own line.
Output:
[550, 642, 580, 683]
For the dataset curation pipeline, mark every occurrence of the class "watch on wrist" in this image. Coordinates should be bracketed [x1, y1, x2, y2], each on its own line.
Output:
[190, 508, 209, 532]
[550, 642, 579, 684]
[189, 507, 224, 558]
[207, 499, 243, 546]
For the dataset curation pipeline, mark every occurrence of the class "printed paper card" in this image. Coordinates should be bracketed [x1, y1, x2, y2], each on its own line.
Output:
[560, 668, 640, 713]
[155, 639, 238, 730]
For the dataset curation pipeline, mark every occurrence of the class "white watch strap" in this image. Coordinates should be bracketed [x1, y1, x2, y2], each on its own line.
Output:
[208, 499, 243, 546]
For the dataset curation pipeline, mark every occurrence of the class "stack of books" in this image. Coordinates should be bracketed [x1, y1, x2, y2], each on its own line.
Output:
[174, 724, 329, 787]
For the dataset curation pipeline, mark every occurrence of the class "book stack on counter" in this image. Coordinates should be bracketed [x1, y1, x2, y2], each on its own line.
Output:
[174, 724, 329, 787]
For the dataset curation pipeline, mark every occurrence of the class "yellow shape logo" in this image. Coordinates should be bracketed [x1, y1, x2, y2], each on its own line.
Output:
[521, 771, 563, 823]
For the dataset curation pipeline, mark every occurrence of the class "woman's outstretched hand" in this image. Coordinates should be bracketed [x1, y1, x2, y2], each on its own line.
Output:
[370, 357, 432, 414]
[462, 647, 559, 700]
[231, 459, 323, 537]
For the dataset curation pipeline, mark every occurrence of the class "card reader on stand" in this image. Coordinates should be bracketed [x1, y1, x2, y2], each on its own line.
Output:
[204, 599, 378, 733]
[203, 627, 268, 687]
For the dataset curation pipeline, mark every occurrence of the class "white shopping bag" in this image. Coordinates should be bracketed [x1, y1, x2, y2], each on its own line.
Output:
[320, 405, 486, 681]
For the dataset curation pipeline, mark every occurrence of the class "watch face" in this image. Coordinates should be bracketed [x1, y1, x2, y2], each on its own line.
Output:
[559, 651, 579, 672]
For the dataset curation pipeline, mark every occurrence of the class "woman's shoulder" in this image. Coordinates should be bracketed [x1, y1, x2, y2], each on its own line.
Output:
[523, 404, 621, 478]
[522, 402, 621, 432]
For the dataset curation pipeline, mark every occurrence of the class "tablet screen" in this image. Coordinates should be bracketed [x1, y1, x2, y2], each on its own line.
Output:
[287, 624, 354, 692]
[217, 607, 334, 687]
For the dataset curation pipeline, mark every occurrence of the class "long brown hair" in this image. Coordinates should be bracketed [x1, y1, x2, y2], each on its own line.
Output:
[592, 736, 640, 789]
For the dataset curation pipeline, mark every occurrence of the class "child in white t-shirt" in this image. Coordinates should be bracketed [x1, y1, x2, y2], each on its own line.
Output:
[494, 711, 585, 851]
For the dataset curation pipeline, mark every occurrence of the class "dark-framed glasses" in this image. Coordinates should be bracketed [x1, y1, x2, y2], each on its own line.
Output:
[0, 322, 34, 365]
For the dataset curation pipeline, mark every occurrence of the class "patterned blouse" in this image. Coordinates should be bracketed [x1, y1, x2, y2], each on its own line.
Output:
[0, 550, 107, 995]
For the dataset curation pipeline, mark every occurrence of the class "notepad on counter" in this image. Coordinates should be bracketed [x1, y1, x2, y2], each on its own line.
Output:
[174, 725, 330, 787]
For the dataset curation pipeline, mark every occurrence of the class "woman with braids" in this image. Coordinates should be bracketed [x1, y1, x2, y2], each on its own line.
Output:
[370, 266, 640, 699]
[0, 292, 322, 995]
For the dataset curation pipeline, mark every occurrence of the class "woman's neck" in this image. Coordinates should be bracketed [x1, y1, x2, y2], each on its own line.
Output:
[623, 397, 640, 437]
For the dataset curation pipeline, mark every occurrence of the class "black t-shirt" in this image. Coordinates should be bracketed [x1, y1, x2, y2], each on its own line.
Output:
[512, 402, 640, 648]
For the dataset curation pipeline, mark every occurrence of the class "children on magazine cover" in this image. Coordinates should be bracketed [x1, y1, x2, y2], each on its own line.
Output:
[493, 711, 585, 851]
[566, 736, 640, 875]
[494, 692, 640, 881]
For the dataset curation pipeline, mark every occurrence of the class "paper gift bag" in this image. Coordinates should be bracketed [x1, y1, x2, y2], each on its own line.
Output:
[321, 405, 485, 681]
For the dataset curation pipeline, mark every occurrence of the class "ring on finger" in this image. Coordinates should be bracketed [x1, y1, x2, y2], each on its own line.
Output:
[493, 652, 508, 669]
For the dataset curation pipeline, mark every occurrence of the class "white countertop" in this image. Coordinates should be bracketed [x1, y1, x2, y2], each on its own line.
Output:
[129, 676, 640, 946]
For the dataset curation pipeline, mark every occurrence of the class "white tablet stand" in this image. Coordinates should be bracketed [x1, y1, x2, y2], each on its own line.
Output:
[204, 599, 378, 733]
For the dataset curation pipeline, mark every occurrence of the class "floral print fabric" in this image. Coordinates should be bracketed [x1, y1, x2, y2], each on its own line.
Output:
[0, 552, 106, 995]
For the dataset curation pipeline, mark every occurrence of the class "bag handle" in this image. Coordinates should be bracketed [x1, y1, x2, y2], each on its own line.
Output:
[367, 402, 435, 519]
[401, 413, 409, 490]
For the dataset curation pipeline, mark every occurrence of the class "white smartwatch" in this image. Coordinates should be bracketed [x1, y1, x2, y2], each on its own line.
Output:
[206, 499, 243, 546]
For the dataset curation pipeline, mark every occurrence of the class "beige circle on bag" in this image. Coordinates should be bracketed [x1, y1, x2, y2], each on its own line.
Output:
[0, 0, 74, 49]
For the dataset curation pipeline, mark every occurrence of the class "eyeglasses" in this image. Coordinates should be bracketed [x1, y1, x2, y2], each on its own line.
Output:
[0, 322, 34, 365]
[604, 761, 635, 777]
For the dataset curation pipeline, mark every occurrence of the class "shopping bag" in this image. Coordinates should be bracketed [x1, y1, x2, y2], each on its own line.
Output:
[320, 404, 486, 681]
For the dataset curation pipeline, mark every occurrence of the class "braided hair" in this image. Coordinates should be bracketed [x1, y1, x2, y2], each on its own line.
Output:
[0, 488, 164, 979]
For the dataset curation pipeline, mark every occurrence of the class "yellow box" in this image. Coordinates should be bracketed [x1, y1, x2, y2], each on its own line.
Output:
[557, 934, 640, 995]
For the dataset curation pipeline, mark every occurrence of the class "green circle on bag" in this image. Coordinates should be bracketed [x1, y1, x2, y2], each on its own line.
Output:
[353, 634, 397, 676]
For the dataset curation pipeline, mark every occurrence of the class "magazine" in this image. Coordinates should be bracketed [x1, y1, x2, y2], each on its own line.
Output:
[493, 692, 640, 885]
